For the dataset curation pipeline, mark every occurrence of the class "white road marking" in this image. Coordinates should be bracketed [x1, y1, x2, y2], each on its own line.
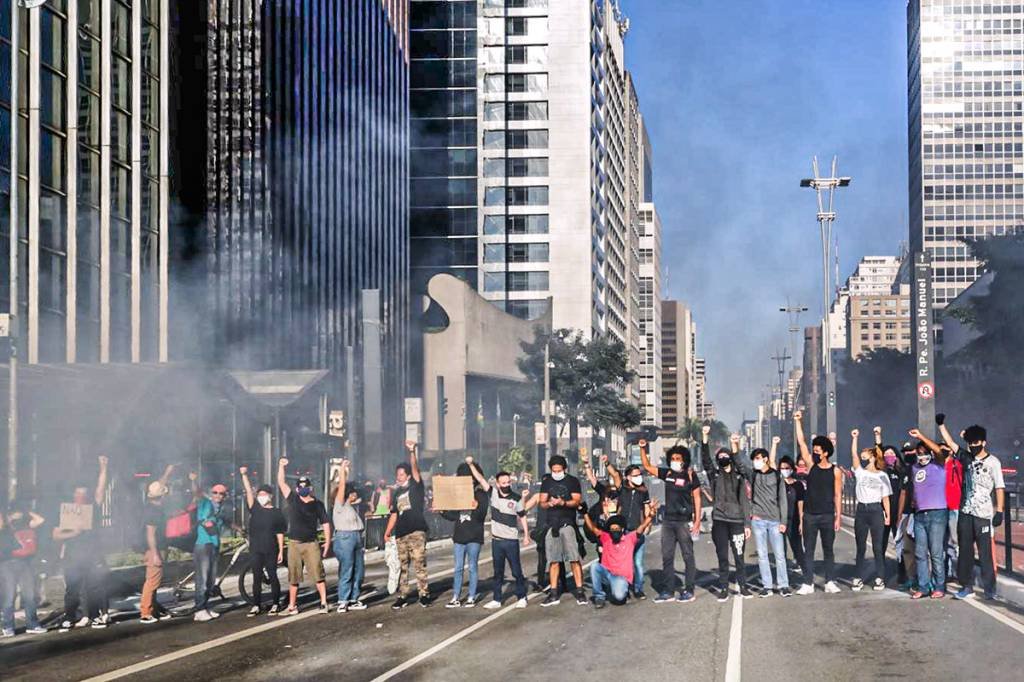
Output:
[724, 594, 743, 682]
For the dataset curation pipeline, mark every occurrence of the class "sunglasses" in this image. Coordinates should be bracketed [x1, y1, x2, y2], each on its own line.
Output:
[211, 491, 226, 496]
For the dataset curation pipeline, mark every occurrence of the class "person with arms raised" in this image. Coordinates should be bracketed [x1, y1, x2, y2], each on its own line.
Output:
[750, 444, 790, 597]
[240, 466, 286, 616]
[331, 459, 367, 613]
[849, 429, 892, 591]
[582, 499, 659, 608]
[703, 433, 753, 601]
[900, 427, 949, 599]
[793, 410, 843, 595]
[385, 441, 431, 610]
[538, 455, 586, 607]
[277, 458, 331, 615]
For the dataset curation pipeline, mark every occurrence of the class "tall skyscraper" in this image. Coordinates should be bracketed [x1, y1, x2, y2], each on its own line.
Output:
[659, 300, 696, 435]
[908, 1, 1024, 333]
[637, 118, 662, 429]
[2, 0, 171, 365]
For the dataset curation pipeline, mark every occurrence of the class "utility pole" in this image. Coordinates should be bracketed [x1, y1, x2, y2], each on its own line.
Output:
[543, 340, 553, 465]
[801, 156, 851, 437]
[779, 299, 808, 371]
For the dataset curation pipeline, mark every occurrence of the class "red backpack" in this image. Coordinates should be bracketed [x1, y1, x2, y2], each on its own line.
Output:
[11, 528, 38, 558]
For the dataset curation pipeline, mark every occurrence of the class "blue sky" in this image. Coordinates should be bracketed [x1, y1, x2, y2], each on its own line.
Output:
[622, 0, 909, 428]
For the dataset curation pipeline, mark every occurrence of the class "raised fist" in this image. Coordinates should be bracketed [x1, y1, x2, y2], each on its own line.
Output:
[188, 471, 198, 482]
[701, 425, 711, 436]
[908, 428, 922, 439]
[239, 466, 248, 475]
[405, 440, 417, 451]
[772, 436, 781, 445]
[279, 458, 290, 468]
[873, 426, 882, 435]
[465, 456, 474, 464]
[793, 410, 803, 421]
[851, 429, 860, 438]
[98, 455, 109, 468]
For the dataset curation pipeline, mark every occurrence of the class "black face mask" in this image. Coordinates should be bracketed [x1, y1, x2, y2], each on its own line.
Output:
[969, 444, 984, 456]
[497, 485, 511, 496]
[812, 452, 822, 465]
[609, 530, 623, 544]
[903, 454, 916, 465]
[717, 457, 732, 469]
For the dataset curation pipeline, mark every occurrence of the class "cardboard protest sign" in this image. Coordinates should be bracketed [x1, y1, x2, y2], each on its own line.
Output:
[431, 475, 475, 511]
[59, 503, 94, 531]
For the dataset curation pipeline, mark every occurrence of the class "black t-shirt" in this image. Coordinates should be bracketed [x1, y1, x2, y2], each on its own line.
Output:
[540, 474, 582, 528]
[143, 502, 167, 551]
[617, 486, 650, 531]
[62, 503, 101, 560]
[248, 503, 287, 554]
[443, 488, 489, 545]
[657, 467, 697, 522]
[285, 492, 329, 543]
[785, 479, 805, 525]
[391, 479, 428, 538]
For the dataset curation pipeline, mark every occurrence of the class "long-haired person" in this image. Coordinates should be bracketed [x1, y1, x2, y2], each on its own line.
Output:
[849, 430, 891, 591]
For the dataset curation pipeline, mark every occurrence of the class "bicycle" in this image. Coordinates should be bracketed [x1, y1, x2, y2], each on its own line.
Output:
[173, 540, 273, 607]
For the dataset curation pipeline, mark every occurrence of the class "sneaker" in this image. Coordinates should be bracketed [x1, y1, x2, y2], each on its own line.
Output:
[317, 603, 329, 614]
[873, 578, 885, 591]
[824, 581, 841, 594]
[540, 593, 560, 607]
[267, 604, 281, 615]
[282, 605, 299, 616]
[391, 597, 409, 611]
[716, 587, 730, 603]
[208, 609, 221, 619]
[779, 587, 793, 598]
[249, 606, 261, 617]
[65, 616, 90, 630]
[574, 591, 588, 606]
[851, 578, 864, 592]
[335, 603, 347, 614]
[483, 600, 502, 610]
[445, 598, 462, 609]
[930, 590, 945, 599]
[58, 620, 73, 631]
[89, 617, 107, 629]
[795, 583, 815, 596]
[758, 588, 772, 598]
[792, 565, 803, 575]
[653, 592, 676, 604]
[910, 590, 926, 600]
[139, 616, 158, 624]
[633, 590, 647, 601]
[678, 590, 696, 603]
[983, 591, 997, 601]
[953, 587, 973, 600]
[193, 610, 213, 622]
[26, 627, 47, 635]
[347, 601, 367, 611]
[1, 629, 14, 638]
[739, 586, 754, 599]
[157, 612, 173, 621]
[514, 597, 528, 609]
[419, 595, 431, 608]
[463, 597, 478, 608]
[593, 598, 607, 610]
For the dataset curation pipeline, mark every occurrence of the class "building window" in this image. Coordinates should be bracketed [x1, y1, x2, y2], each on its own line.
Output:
[484, 270, 549, 292]
[483, 242, 549, 263]
[484, 185, 548, 206]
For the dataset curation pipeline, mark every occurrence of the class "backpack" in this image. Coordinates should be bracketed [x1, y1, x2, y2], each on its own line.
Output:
[751, 470, 782, 511]
[11, 528, 38, 558]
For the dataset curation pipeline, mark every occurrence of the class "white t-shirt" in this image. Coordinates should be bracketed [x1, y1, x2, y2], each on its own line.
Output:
[854, 468, 893, 505]
[961, 454, 1005, 520]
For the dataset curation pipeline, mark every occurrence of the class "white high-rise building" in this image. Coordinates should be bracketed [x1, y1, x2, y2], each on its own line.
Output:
[637, 118, 662, 428]
[830, 255, 903, 352]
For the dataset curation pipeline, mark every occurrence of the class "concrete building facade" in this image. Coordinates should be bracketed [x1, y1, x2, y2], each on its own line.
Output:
[659, 299, 695, 435]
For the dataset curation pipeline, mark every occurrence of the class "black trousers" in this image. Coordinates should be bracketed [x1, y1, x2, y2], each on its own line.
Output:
[957, 513, 996, 594]
[711, 519, 746, 588]
[855, 503, 886, 582]
[250, 551, 281, 607]
[787, 515, 805, 569]
[802, 513, 836, 582]
[63, 556, 108, 620]
[659, 519, 696, 593]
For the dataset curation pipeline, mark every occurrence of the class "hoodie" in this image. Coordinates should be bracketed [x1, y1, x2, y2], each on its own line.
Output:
[702, 443, 752, 527]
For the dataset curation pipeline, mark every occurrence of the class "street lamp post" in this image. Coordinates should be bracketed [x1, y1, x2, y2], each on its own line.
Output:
[800, 156, 850, 437]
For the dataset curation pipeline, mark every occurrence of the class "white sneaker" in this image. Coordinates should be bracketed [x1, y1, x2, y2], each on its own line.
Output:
[248, 606, 261, 617]
[851, 578, 863, 592]
[73, 616, 90, 628]
[445, 598, 461, 609]
[208, 609, 221, 619]
[25, 627, 48, 635]
[514, 597, 528, 609]
[1, 629, 14, 638]
[193, 610, 213, 622]
[336, 602, 348, 614]
[483, 600, 502, 610]
[347, 601, 367, 611]
[824, 581, 841, 594]
[795, 583, 815, 596]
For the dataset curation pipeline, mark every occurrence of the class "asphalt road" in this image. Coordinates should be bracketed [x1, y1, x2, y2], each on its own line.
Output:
[4, 523, 1024, 682]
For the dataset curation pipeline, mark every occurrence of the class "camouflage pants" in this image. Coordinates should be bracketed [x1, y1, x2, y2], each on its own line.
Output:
[396, 531, 429, 597]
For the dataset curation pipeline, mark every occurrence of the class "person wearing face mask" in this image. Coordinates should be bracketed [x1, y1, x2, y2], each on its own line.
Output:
[641, 436, 701, 603]
[749, 446, 790, 598]
[467, 466, 531, 609]
[617, 461, 652, 599]
[0, 503, 47, 637]
[703, 434, 753, 601]
[931, 415, 964, 581]
[439, 459, 490, 609]
[900, 428, 950, 599]
[384, 441, 430, 610]
[277, 458, 332, 616]
[872, 427, 905, 561]
[849, 430, 892, 592]
[793, 410, 843, 595]
[539, 455, 586, 607]
[582, 501, 659, 608]
[777, 455, 805, 573]
[938, 422, 1005, 601]
[332, 459, 368, 613]
[240, 466, 286, 616]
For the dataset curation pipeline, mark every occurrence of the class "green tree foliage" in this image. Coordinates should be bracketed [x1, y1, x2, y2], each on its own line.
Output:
[498, 446, 530, 474]
[518, 328, 644, 461]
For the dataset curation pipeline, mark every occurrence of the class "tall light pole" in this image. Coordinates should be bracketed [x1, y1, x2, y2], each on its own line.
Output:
[543, 340, 553, 463]
[779, 300, 808, 371]
[800, 156, 850, 436]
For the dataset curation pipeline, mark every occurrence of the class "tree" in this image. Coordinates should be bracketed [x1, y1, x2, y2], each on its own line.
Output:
[673, 418, 729, 448]
[518, 328, 643, 465]
[498, 446, 529, 475]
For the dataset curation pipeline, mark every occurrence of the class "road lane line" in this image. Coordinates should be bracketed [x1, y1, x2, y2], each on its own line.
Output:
[724, 594, 742, 682]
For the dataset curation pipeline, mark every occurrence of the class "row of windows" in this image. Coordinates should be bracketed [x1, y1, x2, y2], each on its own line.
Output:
[411, 118, 477, 147]
[483, 242, 548, 263]
[924, 226, 1019, 242]
[501, 298, 548, 321]
[923, 142, 1024, 157]
[857, 321, 910, 330]
[412, 89, 476, 118]
[483, 270, 548, 292]
[483, 101, 548, 121]
[411, 208, 477, 236]
[924, 203, 1024, 219]
[924, 162, 1022, 176]
[925, 80, 1023, 97]
[482, 156, 548, 177]
[483, 129, 548, 149]
[411, 59, 475, 89]
[410, 30, 476, 59]
[924, 183, 1024, 198]
[410, 1, 477, 30]
[484, 185, 548, 206]
[411, 149, 476, 177]
[483, 214, 548, 234]
[483, 73, 547, 95]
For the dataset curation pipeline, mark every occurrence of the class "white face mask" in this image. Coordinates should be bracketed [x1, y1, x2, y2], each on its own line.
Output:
[780, 470, 793, 479]
[629, 475, 643, 486]
[669, 461, 683, 472]
[753, 459, 766, 471]
[552, 471, 566, 481]
[257, 494, 272, 507]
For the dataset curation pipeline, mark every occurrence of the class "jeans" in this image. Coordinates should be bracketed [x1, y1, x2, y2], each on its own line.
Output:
[193, 543, 219, 610]
[946, 509, 959, 575]
[333, 531, 365, 604]
[632, 533, 646, 593]
[711, 520, 746, 589]
[590, 562, 629, 603]
[914, 509, 949, 592]
[452, 542, 482, 600]
[63, 555, 108, 621]
[492, 538, 526, 602]
[751, 519, 789, 589]
[659, 519, 696, 593]
[1, 558, 39, 631]
[249, 551, 281, 608]
[802, 513, 836, 583]
[855, 503, 886, 582]
[957, 512, 996, 594]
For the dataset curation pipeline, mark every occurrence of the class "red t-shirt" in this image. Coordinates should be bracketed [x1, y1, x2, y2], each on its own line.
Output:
[945, 457, 963, 510]
[598, 530, 639, 583]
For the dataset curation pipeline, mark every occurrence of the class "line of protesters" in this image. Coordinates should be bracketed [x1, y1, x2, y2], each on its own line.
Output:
[0, 412, 1007, 636]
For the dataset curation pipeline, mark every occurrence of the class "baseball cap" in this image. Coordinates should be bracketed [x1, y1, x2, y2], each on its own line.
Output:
[297, 476, 313, 487]
[256, 484, 274, 495]
[147, 481, 168, 498]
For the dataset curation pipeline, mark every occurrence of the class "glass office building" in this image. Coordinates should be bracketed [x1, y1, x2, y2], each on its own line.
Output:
[908, 0, 1024, 325]
[2, 0, 170, 365]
